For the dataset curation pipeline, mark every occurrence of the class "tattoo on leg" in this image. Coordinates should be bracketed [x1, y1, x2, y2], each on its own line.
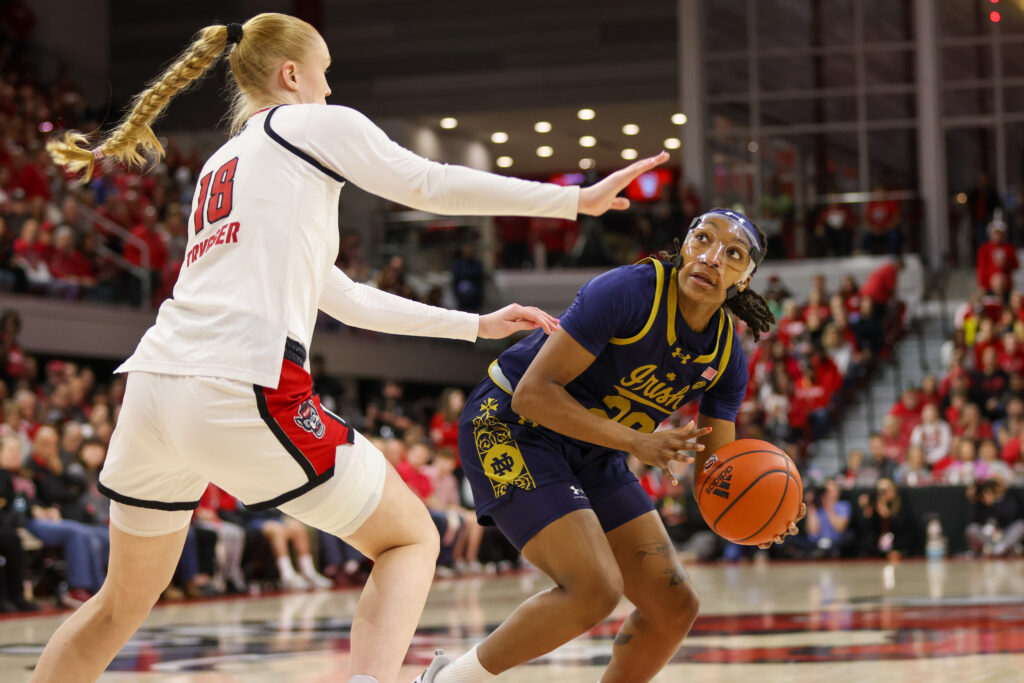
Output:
[634, 542, 669, 559]
[665, 566, 688, 586]
[613, 632, 634, 646]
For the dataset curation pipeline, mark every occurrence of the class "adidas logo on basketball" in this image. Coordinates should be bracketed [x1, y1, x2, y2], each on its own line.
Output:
[704, 465, 733, 500]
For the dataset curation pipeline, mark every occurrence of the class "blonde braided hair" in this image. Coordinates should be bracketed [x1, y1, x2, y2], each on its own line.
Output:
[47, 13, 319, 181]
[47, 24, 231, 181]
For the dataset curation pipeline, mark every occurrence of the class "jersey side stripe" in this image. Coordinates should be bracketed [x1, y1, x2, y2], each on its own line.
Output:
[263, 105, 348, 183]
[610, 258, 664, 346]
[692, 309, 726, 364]
[706, 312, 734, 391]
[666, 265, 678, 346]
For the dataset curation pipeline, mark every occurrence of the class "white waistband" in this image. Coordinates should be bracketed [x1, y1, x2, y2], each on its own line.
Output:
[487, 360, 514, 395]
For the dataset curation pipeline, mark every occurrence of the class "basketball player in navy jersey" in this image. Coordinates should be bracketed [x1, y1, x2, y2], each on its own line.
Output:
[421, 209, 806, 682]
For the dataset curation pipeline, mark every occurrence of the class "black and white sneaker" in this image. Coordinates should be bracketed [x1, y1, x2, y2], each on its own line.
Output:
[412, 649, 451, 683]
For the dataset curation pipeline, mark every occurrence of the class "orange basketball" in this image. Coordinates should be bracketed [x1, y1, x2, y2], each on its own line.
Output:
[695, 439, 803, 546]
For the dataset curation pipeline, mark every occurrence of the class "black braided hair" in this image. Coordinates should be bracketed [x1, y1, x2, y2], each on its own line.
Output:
[662, 227, 777, 342]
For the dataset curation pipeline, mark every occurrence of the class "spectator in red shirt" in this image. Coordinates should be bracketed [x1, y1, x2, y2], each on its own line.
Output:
[919, 375, 941, 408]
[790, 358, 832, 440]
[802, 288, 830, 324]
[889, 385, 922, 445]
[429, 387, 464, 464]
[776, 299, 806, 348]
[8, 146, 49, 201]
[860, 258, 902, 309]
[395, 439, 433, 500]
[862, 185, 902, 254]
[123, 205, 167, 273]
[838, 275, 861, 315]
[972, 346, 1009, 419]
[47, 226, 96, 296]
[976, 219, 1018, 291]
[998, 333, 1024, 376]
[979, 272, 1010, 321]
[954, 402, 992, 442]
[880, 414, 908, 458]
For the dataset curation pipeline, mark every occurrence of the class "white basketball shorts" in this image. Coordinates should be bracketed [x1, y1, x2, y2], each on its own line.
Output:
[101, 340, 386, 538]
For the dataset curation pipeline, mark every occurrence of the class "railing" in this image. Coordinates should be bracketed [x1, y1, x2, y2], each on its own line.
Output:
[75, 202, 151, 309]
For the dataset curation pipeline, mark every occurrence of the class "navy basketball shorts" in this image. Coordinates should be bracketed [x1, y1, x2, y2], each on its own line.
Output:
[458, 378, 654, 550]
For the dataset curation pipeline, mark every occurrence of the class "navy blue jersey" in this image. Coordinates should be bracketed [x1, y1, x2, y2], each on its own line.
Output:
[492, 259, 747, 430]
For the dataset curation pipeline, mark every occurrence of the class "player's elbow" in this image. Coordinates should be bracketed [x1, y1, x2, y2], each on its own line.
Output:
[510, 380, 541, 421]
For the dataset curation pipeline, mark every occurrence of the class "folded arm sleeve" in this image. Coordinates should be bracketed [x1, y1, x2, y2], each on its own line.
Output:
[296, 105, 580, 219]
[318, 267, 479, 341]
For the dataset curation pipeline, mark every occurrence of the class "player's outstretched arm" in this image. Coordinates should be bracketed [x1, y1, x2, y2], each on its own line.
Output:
[319, 266, 558, 341]
[303, 106, 669, 220]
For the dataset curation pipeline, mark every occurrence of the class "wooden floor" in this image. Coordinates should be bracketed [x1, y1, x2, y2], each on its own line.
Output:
[1, 558, 1022, 682]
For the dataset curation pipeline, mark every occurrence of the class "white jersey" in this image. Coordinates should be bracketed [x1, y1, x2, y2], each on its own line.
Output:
[118, 104, 580, 388]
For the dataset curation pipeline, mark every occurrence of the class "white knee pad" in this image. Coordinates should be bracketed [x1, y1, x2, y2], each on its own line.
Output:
[278, 431, 387, 538]
[110, 501, 193, 537]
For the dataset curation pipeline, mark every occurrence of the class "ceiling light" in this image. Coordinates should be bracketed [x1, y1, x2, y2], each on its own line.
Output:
[496, 156, 513, 168]
[534, 121, 552, 133]
[440, 117, 458, 129]
[491, 131, 509, 144]
[622, 124, 639, 135]
[536, 146, 554, 157]
[747, 141, 759, 153]
[671, 113, 687, 125]
[621, 148, 638, 160]
[579, 136, 596, 147]
[579, 158, 595, 170]
[664, 137, 681, 149]
[577, 108, 596, 120]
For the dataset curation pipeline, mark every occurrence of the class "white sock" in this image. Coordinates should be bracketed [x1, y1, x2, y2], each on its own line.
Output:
[277, 555, 299, 579]
[349, 676, 378, 683]
[297, 554, 321, 577]
[436, 645, 495, 683]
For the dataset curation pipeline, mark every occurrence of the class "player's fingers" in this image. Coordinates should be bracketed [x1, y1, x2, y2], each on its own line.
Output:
[796, 502, 807, 521]
[660, 463, 678, 486]
[674, 424, 712, 438]
[673, 452, 695, 463]
[607, 151, 668, 189]
[516, 306, 559, 334]
[674, 440, 704, 453]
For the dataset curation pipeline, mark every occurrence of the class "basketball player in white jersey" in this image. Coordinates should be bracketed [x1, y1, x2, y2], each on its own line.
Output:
[37, 13, 669, 683]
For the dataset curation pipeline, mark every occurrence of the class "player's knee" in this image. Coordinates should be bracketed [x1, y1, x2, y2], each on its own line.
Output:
[421, 516, 441, 561]
[650, 580, 700, 634]
[405, 503, 440, 560]
[572, 571, 623, 626]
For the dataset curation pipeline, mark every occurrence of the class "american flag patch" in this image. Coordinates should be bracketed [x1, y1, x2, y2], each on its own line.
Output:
[701, 367, 718, 381]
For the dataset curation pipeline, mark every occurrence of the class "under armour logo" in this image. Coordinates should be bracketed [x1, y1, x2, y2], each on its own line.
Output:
[672, 348, 691, 364]
[570, 485, 585, 497]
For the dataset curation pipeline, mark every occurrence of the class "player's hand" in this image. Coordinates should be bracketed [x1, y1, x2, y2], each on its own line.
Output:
[478, 303, 559, 339]
[757, 502, 807, 549]
[577, 151, 670, 216]
[628, 420, 711, 485]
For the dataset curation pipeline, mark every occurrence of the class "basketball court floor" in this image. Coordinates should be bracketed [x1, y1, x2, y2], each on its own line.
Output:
[0, 558, 1021, 682]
